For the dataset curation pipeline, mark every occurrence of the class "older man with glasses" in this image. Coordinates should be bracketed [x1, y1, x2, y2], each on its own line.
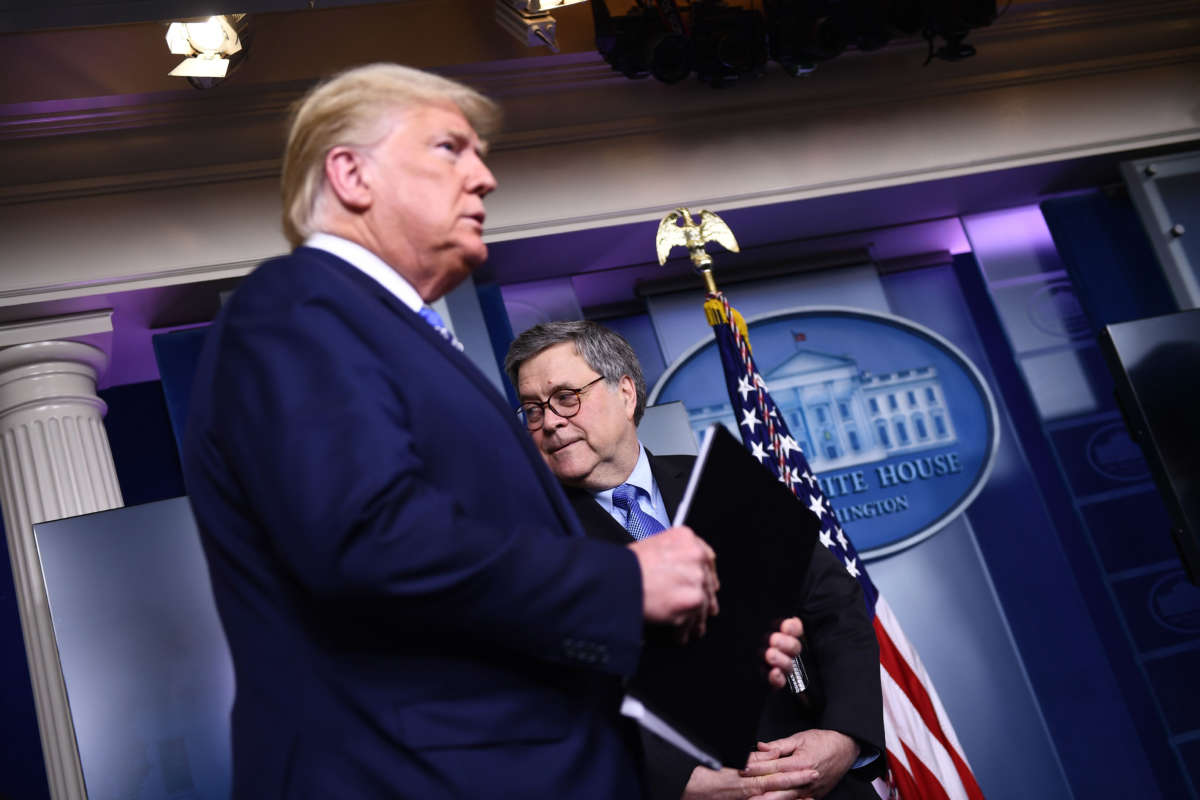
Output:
[506, 320, 886, 800]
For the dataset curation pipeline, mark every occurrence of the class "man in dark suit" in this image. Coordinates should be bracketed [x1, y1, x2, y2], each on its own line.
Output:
[181, 63, 727, 799]
[505, 320, 886, 800]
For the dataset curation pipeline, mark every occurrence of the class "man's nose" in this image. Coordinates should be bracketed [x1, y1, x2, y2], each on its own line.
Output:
[543, 405, 571, 429]
[468, 154, 497, 197]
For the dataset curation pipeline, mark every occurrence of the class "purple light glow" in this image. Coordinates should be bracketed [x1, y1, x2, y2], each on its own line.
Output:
[961, 205, 1065, 282]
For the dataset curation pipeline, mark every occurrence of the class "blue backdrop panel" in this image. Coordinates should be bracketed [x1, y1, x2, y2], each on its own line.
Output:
[1111, 567, 1200, 654]
[1184, 740, 1200, 791]
[1040, 191, 1198, 796]
[644, 261, 1073, 799]
[99, 381, 187, 507]
[952, 248, 1185, 799]
[475, 281, 519, 407]
[152, 327, 212, 450]
[1046, 414, 1152, 499]
[1040, 191, 1178, 329]
[34, 498, 233, 800]
[1146, 649, 1200, 735]
[1081, 490, 1180, 573]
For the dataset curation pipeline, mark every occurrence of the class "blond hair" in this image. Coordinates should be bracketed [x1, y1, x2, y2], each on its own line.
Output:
[280, 63, 501, 247]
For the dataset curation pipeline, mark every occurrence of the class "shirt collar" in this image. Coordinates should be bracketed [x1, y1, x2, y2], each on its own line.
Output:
[304, 232, 424, 314]
[591, 443, 654, 512]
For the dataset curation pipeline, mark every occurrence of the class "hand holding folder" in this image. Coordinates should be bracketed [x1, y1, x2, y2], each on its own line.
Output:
[631, 524, 721, 644]
[622, 423, 821, 768]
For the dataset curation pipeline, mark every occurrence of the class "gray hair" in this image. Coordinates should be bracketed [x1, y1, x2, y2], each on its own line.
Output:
[281, 62, 501, 248]
[505, 321, 647, 424]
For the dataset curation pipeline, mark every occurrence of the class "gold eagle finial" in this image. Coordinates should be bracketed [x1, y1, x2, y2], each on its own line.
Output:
[655, 208, 740, 293]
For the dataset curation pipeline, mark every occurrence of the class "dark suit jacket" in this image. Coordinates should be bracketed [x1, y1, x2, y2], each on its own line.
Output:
[565, 453, 885, 800]
[182, 247, 647, 799]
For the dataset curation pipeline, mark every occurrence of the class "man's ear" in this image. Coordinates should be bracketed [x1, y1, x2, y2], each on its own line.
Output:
[324, 146, 372, 212]
[619, 375, 638, 420]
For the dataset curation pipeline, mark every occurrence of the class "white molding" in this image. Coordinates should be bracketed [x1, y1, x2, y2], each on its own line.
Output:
[0, 259, 267, 309]
[0, 310, 113, 348]
[0, 160, 282, 206]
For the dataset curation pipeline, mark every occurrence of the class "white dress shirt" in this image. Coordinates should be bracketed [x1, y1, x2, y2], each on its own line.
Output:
[305, 232, 424, 314]
[590, 443, 672, 532]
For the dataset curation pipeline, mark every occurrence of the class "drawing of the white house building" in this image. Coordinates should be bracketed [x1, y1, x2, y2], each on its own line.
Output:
[685, 346, 957, 470]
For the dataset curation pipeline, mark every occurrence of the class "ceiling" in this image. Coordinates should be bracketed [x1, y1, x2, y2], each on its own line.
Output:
[0, 0, 601, 103]
[0, 0, 1197, 387]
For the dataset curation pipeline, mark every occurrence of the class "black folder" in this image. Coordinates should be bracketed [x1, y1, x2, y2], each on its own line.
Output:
[626, 423, 820, 768]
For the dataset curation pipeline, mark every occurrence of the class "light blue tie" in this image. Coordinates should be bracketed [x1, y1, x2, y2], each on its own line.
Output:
[418, 306, 464, 352]
[612, 483, 666, 541]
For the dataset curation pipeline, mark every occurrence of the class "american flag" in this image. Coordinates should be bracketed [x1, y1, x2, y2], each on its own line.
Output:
[705, 292, 985, 800]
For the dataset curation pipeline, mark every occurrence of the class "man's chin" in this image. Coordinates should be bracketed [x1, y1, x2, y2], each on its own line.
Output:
[428, 257, 480, 300]
[546, 451, 594, 487]
[461, 239, 487, 269]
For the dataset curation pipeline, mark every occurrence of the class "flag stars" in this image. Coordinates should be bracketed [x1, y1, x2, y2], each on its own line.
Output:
[780, 435, 800, 458]
[737, 375, 754, 402]
[819, 529, 834, 549]
[740, 407, 761, 433]
[837, 529, 849, 550]
[808, 494, 828, 519]
[750, 441, 768, 463]
[844, 556, 860, 578]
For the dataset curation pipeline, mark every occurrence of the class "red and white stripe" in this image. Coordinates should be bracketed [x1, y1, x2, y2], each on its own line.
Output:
[873, 597, 985, 800]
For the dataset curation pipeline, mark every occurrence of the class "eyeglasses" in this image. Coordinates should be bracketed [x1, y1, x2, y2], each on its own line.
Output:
[517, 376, 605, 430]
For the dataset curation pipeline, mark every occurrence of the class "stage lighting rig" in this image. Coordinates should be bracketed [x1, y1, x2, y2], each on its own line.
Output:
[764, 0, 845, 76]
[888, 0, 997, 63]
[593, 0, 998, 86]
[689, 1, 768, 87]
[592, 0, 768, 86]
[592, 0, 691, 82]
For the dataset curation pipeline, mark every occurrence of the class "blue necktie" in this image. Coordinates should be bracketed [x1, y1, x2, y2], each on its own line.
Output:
[418, 306, 464, 352]
[612, 483, 666, 541]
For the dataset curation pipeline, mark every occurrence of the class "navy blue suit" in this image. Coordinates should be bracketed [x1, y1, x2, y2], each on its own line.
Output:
[182, 247, 646, 799]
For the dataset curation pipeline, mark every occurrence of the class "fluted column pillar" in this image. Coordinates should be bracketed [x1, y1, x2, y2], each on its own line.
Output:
[0, 340, 123, 800]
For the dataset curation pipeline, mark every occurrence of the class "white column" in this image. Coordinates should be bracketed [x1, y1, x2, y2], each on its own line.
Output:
[0, 339, 123, 800]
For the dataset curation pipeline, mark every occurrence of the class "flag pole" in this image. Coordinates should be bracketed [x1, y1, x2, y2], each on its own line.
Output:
[655, 204, 814, 691]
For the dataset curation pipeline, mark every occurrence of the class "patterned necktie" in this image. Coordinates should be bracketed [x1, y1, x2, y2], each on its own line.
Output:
[611, 483, 666, 541]
[418, 306, 464, 352]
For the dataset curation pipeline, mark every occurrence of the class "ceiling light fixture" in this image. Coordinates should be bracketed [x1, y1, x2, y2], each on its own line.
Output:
[495, 0, 588, 53]
[165, 14, 249, 88]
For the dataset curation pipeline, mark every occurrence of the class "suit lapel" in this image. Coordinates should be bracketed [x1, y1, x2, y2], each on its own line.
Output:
[648, 452, 692, 520]
[308, 249, 585, 536]
[565, 452, 695, 545]
[312, 251, 518, 422]
[565, 486, 634, 545]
